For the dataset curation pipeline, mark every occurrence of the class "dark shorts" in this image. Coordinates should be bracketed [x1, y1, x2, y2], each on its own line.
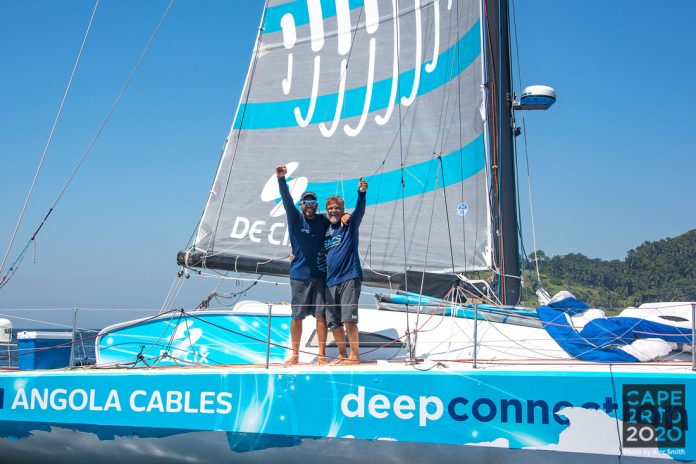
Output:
[326, 278, 361, 330]
[290, 278, 326, 320]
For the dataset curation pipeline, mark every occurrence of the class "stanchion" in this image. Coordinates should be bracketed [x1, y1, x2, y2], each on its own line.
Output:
[473, 304, 479, 369]
[266, 304, 272, 369]
[70, 307, 78, 368]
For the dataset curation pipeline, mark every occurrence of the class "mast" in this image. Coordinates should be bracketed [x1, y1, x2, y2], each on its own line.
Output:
[485, 0, 520, 304]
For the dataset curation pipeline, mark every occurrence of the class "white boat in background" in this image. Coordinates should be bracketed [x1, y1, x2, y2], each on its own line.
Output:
[0, 0, 694, 463]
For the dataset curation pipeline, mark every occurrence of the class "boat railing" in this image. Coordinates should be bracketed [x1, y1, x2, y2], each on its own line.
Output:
[0, 343, 17, 368]
[266, 304, 272, 369]
[2, 302, 695, 369]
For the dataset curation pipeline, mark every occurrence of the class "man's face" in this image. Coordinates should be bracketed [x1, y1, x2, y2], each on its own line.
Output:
[300, 198, 318, 219]
[326, 200, 345, 224]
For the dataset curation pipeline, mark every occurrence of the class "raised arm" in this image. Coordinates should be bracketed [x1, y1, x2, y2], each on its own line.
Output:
[351, 177, 368, 229]
[276, 165, 301, 224]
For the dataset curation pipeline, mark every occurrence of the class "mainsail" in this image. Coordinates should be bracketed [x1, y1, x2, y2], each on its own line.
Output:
[179, 0, 491, 296]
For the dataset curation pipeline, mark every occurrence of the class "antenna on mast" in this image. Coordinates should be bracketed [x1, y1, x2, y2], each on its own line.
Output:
[514, 85, 557, 111]
[486, 0, 556, 306]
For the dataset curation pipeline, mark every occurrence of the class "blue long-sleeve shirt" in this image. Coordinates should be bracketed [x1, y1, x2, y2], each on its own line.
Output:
[278, 177, 329, 281]
[324, 190, 366, 287]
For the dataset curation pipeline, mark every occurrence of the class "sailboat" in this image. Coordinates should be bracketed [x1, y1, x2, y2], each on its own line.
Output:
[1, 1, 694, 462]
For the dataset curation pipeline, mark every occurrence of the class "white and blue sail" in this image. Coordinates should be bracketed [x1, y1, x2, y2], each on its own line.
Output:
[180, 0, 492, 295]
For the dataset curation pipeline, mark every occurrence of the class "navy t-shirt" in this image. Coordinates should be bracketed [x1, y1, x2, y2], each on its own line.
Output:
[325, 190, 366, 288]
[278, 177, 329, 281]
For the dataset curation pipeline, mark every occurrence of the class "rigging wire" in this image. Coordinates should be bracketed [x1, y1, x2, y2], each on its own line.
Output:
[0, 0, 175, 291]
[439, 156, 458, 274]
[209, 0, 269, 249]
[153, 310, 185, 367]
[160, 271, 188, 314]
[0, 0, 100, 282]
[195, 273, 262, 310]
[180, 135, 229, 256]
[412, 160, 443, 355]
[510, 0, 542, 286]
[0, 313, 74, 329]
[321, 5, 364, 196]
[454, 0, 469, 270]
[197, 271, 232, 309]
[511, 126, 528, 285]
[160, 273, 184, 314]
[408, 0, 464, 352]
[393, 0, 415, 363]
[608, 363, 626, 460]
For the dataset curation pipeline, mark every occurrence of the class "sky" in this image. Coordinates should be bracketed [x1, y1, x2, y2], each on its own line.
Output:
[0, 0, 694, 328]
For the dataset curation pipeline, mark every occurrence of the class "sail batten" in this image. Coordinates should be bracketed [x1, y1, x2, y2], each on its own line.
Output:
[187, 0, 491, 286]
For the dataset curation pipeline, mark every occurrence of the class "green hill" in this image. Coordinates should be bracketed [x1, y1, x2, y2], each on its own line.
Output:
[519, 229, 696, 311]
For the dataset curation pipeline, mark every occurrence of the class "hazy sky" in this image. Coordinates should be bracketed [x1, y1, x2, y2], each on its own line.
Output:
[1, 0, 694, 327]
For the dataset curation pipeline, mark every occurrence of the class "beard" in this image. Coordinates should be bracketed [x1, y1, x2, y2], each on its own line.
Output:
[329, 215, 340, 224]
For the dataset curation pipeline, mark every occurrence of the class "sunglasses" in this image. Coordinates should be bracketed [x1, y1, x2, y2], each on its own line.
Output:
[300, 200, 318, 206]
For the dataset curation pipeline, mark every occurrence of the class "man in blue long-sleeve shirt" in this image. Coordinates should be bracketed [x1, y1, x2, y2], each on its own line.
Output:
[275, 165, 349, 365]
[276, 165, 329, 365]
[324, 178, 368, 365]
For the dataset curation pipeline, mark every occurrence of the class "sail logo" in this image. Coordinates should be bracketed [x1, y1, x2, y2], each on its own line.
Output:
[160, 320, 209, 364]
[457, 203, 469, 216]
[280, 0, 450, 137]
[260, 161, 308, 218]
[228, 162, 302, 245]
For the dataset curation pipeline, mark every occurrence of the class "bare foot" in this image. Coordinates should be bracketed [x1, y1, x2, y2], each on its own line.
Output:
[329, 356, 346, 366]
[342, 357, 361, 366]
[284, 355, 299, 365]
[317, 356, 328, 365]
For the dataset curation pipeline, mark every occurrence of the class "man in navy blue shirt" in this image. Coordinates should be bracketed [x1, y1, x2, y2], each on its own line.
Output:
[275, 165, 349, 365]
[276, 165, 329, 365]
[324, 178, 368, 365]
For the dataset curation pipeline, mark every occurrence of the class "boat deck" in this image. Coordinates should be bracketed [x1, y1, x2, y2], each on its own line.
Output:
[3, 357, 695, 376]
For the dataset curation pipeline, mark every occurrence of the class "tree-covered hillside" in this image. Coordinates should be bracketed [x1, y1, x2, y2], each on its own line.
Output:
[520, 229, 696, 310]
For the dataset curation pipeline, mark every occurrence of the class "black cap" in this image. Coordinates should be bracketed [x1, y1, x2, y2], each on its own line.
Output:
[300, 191, 317, 200]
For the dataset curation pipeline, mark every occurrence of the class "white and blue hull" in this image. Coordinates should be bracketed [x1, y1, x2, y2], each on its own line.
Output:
[0, 362, 693, 463]
[2, 304, 694, 462]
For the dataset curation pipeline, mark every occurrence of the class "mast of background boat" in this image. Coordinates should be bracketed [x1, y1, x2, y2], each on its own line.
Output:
[485, 0, 519, 305]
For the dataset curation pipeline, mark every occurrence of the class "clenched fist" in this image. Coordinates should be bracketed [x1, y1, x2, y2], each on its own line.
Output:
[358, 177, 368, 193]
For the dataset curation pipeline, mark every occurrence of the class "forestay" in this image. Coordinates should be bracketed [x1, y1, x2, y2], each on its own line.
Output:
[180, 0, 491, 293]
